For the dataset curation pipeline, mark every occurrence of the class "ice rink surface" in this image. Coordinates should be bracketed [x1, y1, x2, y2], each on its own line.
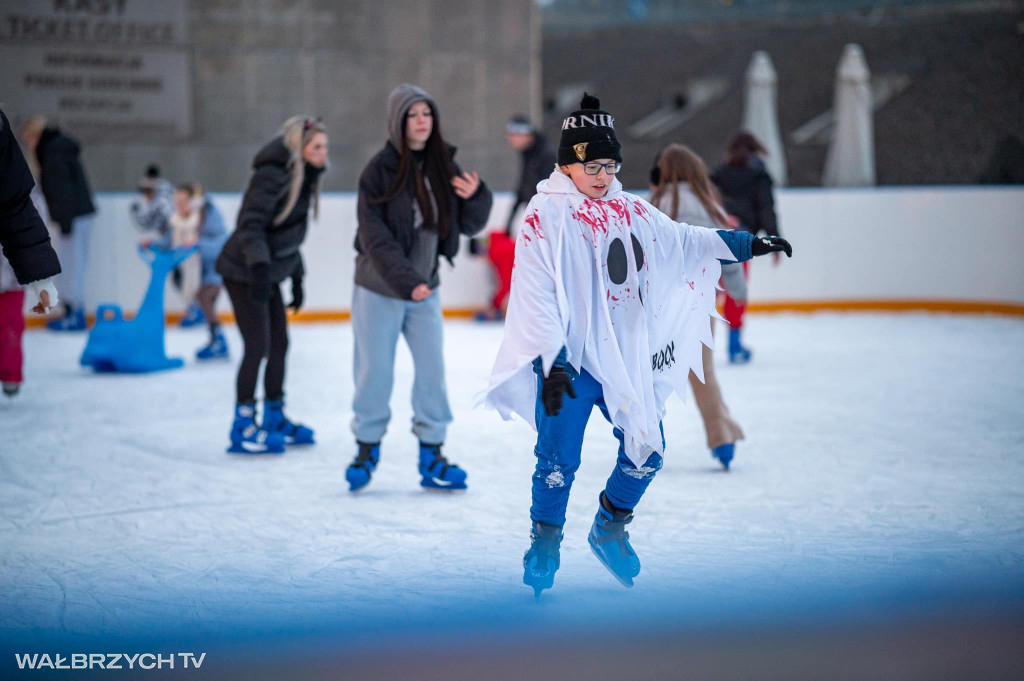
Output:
[2, 313, 1023, 679]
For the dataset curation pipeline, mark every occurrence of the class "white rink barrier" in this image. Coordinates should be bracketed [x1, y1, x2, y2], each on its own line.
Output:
[59, 187, 1024, 318]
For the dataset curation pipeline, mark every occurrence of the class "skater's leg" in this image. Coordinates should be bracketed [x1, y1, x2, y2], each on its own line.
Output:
[196, 283, 221, 338]
[224, 279, 269, 405]
[263, 285, 288, 401]
[69, 213, 94, 312]
[530, 368, 602, 526]
[402, 291, 453, 445]
[223, 280, 283, 454]
[601, 424, 664, 512]
[689, 340, 744, 451]
[0, 291, 26, 386]
[350, 284, 403, 444]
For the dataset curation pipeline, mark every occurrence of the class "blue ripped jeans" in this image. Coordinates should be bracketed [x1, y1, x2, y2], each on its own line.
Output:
[531, 368, 664, 527]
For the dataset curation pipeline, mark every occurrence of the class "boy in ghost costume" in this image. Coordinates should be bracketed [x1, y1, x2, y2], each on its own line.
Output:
[483, 94, 791, 595]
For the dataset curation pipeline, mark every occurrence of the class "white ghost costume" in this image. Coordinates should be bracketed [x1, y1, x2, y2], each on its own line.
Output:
[483, 169, 736, 467]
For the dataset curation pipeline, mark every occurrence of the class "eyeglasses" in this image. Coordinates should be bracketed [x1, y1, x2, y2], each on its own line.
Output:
[582, 161, 622, 175]
[303, 117, 322, 129]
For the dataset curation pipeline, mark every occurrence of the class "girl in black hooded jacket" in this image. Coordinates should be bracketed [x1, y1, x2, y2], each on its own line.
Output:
[345, 83, 492, 492]
[216, 116, 327, 454]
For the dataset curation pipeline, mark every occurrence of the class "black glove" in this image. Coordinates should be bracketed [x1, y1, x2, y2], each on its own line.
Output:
[541, 366, 577, 417]
[289, 276, 304, 313]
[751, 235, 792, 258]
[249, 263, 271, 305]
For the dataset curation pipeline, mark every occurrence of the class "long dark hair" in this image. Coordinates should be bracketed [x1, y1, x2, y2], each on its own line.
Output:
[372, 102, 457, 239]
[724, 130, 768, 168]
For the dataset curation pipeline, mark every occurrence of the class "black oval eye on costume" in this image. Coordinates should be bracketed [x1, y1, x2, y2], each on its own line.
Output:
[631, 234, 644, 269]
[608, 238, 627, 285]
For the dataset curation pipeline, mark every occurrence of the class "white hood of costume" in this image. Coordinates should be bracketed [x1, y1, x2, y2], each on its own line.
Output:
[483, 169, 734, 466]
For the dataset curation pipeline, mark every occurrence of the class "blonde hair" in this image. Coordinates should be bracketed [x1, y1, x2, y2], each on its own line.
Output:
[19, 115, 48, 177]
[21, 115, 47, 141]
[275, 115, 328, 225]
[649, 143, 729, 227]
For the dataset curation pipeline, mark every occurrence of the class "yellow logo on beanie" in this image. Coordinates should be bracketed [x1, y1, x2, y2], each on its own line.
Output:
[573, 142, 588, 162]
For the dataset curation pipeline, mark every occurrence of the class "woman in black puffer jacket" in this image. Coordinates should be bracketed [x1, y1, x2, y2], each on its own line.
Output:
[216, 116, 327, 454]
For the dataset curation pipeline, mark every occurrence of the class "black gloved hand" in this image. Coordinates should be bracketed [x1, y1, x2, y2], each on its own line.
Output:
[751, 235, 792, 258]
[250, 263, 271, 305]
[289, 276, 304, 313]
[541, 366, 577, 417]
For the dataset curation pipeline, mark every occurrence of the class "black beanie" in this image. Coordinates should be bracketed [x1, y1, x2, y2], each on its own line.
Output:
[557, 93, 621, 166]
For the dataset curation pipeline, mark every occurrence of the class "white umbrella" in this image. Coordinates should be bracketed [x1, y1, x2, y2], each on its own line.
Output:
[742, 51, 787, 187]
[823, 44, 876, 186]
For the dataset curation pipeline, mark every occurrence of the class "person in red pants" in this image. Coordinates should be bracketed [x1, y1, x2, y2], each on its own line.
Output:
[0, 277, 25, 396]
[0, 108, 63, 397]
[720, 260, 750, 359]
[486, 229, 516, 318]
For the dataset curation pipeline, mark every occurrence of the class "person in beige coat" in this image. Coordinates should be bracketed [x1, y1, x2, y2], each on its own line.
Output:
[650, 143, 745, 469]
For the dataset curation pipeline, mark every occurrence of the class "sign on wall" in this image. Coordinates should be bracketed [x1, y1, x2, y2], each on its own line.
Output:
[0, 0, 192, 140]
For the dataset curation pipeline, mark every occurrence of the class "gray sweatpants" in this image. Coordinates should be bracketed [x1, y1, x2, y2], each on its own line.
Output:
[350, 284, 453, 445]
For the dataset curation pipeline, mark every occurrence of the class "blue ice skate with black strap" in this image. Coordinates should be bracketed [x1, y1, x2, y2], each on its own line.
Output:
[196, 331, 229, 360]
[588, 493, 641, 588]
[262, 399, 315, 445]
[523, 520, 563, 598]
[346, 441, 380, 491]
[418, 442, 467, 490]
[228, 403, 285, 454]
[712, 442, 735, 470]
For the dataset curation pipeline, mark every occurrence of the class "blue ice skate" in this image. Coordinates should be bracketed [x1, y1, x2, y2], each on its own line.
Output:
[588, 493, 640, 588]
[80, 245, 197, 373]
[418, 443, 467, 490]
[728, 328, 752, 364]
[345, 441, 380, 491]
[196, 332, 229, 360]
[712, 443, 735, 470]
[228, 403, 285, 454]
[262, 399, 315, 445]
[523, 521, 563, 597]
[179, 302, 206, 328]
[47, 307, 86, 332]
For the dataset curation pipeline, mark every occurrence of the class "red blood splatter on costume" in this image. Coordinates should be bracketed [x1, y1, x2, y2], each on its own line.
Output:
[524, 210, 545, 239]
[576, 200, 611, 237]
[606, 198, 631, 227]
[633, 201, 653, 224]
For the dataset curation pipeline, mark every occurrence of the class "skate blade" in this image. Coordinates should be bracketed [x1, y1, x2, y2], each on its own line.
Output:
[421, 485, 467, 494]
[227, 443, 285, 455]
[420, 476, 467, 492]
[588, 541, 635, 589]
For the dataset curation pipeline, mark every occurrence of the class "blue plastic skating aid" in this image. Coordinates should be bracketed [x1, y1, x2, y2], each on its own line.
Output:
[80, 244, 197, 373]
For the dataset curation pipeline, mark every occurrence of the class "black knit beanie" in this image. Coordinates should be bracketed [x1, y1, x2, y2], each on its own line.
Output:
[557, 93, 621, 166]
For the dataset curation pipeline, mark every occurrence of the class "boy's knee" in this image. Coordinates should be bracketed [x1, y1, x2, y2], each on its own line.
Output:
[618, 452, 663, 480]
[533, 448, 580, 488]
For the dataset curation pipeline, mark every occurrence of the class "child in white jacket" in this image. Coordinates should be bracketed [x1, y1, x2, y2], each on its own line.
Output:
[484, 94, 791, 596]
